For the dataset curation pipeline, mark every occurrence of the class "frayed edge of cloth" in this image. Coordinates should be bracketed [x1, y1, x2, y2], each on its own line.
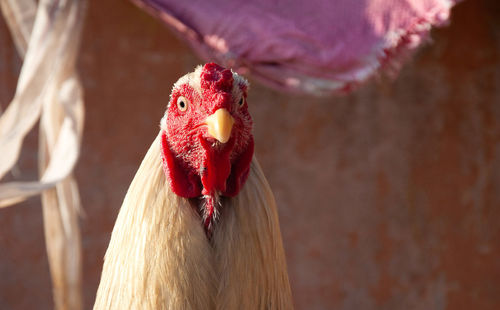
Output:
[281, 0, 460, 95]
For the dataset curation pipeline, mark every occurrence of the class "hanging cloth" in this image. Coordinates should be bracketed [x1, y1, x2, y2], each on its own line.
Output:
[133, 0, 458, 95]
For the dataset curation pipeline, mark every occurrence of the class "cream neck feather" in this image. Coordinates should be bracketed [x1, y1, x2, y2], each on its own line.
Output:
[94, 132, 293, 309]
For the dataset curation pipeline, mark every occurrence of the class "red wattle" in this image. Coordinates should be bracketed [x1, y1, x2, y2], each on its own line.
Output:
[161, 131, 254, 199]
[161, 131, 201, 198]
[199, 136, 234, 196]
[222, 137, 254, 197]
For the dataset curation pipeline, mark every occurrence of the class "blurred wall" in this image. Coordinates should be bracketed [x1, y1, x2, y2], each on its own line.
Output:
[1, 0, 499, 309]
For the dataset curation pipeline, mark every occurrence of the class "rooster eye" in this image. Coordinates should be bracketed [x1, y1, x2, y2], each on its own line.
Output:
[177, 96, 188, 111]
[238, 97, 245, 107]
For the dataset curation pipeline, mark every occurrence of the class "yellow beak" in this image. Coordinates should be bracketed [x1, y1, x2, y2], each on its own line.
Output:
[205, 108, 234, 143]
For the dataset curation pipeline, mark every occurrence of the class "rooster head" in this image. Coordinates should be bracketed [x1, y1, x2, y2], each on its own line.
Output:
[160, 63, 254, 230]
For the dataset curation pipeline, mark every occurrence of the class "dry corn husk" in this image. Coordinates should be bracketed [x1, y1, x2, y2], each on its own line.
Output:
[0, 0, 86, 309]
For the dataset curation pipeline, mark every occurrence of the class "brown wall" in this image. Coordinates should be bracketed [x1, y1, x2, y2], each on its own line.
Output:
[1, 0, 499, 309]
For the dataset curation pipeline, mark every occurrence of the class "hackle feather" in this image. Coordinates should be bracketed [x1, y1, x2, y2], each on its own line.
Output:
[94, 132, 293, 309]
[94, 133, 216, 309]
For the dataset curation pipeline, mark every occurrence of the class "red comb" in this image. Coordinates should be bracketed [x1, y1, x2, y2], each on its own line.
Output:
[200, 63, 234, 93]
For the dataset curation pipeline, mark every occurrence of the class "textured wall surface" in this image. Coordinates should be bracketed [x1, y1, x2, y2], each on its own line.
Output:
[1, 0, 499, 309]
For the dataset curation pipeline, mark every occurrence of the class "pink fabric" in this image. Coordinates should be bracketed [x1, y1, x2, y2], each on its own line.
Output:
[133, 0, 458, 95]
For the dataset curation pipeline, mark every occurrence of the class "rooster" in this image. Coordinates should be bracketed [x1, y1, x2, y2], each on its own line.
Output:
[94, 63, 293, 309]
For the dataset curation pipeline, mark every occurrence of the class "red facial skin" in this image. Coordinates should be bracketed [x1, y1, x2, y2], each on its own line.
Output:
[160, 63, 254, 235]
